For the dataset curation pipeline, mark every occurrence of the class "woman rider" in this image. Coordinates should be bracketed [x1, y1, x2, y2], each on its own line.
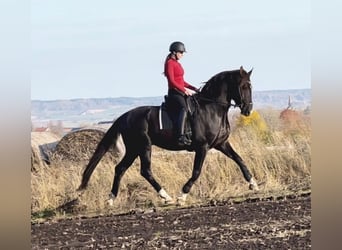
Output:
[164, 41, 198, 146]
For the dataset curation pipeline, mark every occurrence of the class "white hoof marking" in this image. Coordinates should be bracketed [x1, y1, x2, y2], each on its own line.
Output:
[177, 192, 188, 206]
[158, 188, 175, 204]
[106, 193, 116, 206]
[249, 178, 260, 191]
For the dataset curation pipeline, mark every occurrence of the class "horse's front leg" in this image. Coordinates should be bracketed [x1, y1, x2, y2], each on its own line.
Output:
[178, 147, 208, 205]
[215, 141, 259, 191]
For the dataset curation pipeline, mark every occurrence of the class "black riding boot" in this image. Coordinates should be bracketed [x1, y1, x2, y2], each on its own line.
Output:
[177, 109, 192, 146]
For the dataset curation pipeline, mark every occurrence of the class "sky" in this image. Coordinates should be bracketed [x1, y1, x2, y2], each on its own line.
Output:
[31, 0, 310, 100]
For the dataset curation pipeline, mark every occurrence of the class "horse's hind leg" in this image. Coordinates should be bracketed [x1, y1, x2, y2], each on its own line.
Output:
[108, 151, 138, 205]
[178, 147, 208, 205]
[215, 141, 259, 191]
[139, 145, 174, 204]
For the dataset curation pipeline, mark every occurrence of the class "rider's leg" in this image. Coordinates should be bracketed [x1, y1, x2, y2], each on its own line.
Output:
[177, 108, 191, 146]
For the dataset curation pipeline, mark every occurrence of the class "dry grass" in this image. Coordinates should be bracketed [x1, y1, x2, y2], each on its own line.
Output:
[31, 109, 311, 221]
[31, 132, 61, 172]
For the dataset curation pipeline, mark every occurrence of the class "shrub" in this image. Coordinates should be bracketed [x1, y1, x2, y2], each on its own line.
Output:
[235, 110, 272, 143]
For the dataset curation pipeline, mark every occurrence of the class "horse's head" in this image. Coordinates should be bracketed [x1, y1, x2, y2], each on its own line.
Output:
[199, 67, 253, 115]
[236, 66, 253, 116]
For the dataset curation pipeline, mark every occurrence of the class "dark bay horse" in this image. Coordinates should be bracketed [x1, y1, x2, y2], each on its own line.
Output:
[78, 66, 259, 205]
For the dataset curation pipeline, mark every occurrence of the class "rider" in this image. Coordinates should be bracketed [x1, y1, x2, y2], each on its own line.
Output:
[164, 41, 198, 146]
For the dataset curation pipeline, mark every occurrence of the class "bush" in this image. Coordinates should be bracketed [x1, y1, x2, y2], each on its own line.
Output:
[235, 110, 272, 143]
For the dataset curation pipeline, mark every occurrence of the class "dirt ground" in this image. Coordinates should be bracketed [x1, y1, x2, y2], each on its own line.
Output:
[31, 194, 311, 249]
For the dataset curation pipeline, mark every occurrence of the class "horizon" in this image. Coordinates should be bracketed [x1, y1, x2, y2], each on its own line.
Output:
[31, 87, 311, 102]
[31, 87, 311, 128]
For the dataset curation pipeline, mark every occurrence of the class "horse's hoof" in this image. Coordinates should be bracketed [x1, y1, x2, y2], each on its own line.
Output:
[249, 184, 259, 191]
[106, 198, 114, 206]
[249, 183, 260, 191]
[106, 193, 116, 206]
[177, 199, 186, 206]
[249, 178, 260, 191]
[176, 193, 188, 206]
[164, 198, 176, 205]
[159, 188, 174, 205]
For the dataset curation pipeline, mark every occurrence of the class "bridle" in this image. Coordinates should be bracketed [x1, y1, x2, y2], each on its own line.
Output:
[195, 79, 253, 109]
[238, 80, 253, 109]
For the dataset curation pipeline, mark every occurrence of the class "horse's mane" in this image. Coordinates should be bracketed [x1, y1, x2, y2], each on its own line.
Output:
[199, 69, 240, 96]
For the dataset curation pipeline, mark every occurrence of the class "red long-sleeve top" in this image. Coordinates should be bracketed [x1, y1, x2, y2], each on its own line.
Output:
[165, 58, 197, 93]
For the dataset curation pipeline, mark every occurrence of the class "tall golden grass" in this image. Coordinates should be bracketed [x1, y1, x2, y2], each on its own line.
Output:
[31, 108, 311, 220]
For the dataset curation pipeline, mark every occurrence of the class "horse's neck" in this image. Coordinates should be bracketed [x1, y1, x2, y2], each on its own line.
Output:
[196, 92, 231, 109]
[195, 95, 230, 118]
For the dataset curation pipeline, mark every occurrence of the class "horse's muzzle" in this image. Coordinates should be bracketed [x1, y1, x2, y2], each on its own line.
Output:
[241, 102, 253, 116]
[242, 110, 251, 116]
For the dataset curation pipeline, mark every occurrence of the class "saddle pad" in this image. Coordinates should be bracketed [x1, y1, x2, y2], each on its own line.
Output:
[159, 106, 173, 130]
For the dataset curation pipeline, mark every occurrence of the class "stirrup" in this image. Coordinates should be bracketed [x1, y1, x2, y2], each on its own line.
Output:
[178, 135, 192, 146]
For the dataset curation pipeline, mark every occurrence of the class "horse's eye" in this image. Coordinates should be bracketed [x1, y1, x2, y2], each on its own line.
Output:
[243, 82, 251, 89]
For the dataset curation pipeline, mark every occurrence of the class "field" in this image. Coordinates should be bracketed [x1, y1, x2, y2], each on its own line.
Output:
[31, 108, 311, 248]
[32, 194, 310, 249]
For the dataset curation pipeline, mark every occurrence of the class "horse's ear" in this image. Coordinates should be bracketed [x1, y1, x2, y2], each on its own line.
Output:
[248, 68, 253, 76]
[240, 66, 246, 76]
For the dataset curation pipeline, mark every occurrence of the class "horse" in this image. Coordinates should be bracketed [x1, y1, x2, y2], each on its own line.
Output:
[78, 66, 259, 205]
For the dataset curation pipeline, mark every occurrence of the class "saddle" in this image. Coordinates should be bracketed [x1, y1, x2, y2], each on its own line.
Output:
[158, 95, 196, 138]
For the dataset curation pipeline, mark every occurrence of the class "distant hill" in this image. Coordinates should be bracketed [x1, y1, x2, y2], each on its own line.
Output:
[252, 89, 310, 110]
[31, 89, 311, 126]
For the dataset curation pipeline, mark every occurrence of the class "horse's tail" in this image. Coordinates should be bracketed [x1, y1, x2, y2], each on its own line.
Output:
[78, 119, 121, 191]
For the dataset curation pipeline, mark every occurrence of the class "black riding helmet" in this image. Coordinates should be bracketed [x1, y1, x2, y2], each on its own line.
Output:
[169, 41, 186, 53]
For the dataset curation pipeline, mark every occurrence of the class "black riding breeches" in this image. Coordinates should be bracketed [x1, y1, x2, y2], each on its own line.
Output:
[167, 89, 187, 113]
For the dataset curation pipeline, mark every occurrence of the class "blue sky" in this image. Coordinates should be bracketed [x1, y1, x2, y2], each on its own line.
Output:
[31, 0, 310, 100]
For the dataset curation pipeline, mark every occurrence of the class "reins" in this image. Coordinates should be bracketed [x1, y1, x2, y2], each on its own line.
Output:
[195, 95, 241, 108]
